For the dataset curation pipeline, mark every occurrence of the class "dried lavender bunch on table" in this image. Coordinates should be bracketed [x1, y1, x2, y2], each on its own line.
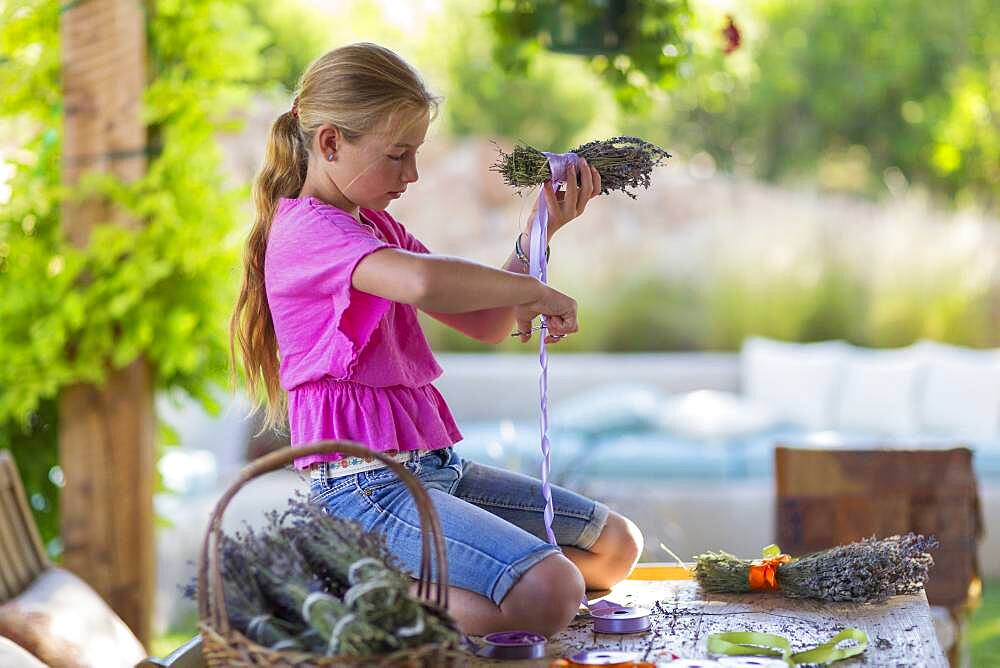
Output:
[490, 136, 671, 199]
[693, 533, 938, 604]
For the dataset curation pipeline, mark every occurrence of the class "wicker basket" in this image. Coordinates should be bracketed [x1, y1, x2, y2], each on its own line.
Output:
[196, 440, 469, 667]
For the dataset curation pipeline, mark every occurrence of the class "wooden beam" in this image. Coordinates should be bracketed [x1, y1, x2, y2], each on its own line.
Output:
[59, 0, 154, 647]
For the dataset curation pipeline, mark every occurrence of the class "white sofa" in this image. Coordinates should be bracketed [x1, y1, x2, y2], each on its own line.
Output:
[433, 339, 999, 576]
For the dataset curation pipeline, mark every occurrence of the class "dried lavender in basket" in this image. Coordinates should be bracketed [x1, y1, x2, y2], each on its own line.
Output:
[183, 533, 303, 650]
[186, 498, 460, 657]
[693, 533, 938, 604]
[490, 136, 671, 199]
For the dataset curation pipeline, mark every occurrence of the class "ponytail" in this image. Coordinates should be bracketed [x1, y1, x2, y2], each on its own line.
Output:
[229, 110, 306, 433]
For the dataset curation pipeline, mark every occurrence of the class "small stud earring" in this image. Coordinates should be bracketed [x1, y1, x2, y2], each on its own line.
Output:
[327, 153, 334, 161]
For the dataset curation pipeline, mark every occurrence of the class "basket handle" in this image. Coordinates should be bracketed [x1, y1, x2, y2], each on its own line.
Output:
[196, 440, 450, 635]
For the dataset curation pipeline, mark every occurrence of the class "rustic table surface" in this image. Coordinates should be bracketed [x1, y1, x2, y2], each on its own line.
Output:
[470, 579, 946, 666]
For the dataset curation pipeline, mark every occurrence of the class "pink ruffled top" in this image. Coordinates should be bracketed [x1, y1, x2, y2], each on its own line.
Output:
[265, 196, 462, 469]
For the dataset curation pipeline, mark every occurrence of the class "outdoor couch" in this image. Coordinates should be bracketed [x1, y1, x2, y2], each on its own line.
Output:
[440, 338, 999, 584]
[449, 337, 1000, 484]
[0, 451, 147, 668]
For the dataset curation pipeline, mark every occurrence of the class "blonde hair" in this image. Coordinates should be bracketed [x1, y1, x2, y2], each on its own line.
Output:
[230, 43, 441, 433]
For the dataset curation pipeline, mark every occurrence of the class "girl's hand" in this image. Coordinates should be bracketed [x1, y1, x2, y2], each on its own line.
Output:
[513, 284, 578, 344]
[525, 158, 602, 240]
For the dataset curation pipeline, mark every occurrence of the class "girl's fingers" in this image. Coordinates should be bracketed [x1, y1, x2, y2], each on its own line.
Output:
[577, 159, 594, 207]
[547, 314, 578, 335]
[565, 163, 579, 213]
[542, 180, 559, 220]
[515, 316, 533, 342]
[592, 165, 602, 197]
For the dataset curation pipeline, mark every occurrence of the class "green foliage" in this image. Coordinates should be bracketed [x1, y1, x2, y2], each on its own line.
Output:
[665, 0, 1000, 209]
[0, 400, 61, 555]
[0, 0, 272, 551]
[487, 0, 692, 112]
[428, 0, 602, 149]
[241, 0, 330, 92]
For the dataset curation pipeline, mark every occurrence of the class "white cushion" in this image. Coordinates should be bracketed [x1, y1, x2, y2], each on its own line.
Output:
[0, 567, 147, 668]
[659, 389, 778, 439]
[0, 637, 46, 668]
[740, 337, 849, 430]
[551, 383, 662, 434]
[835, 346, 923, 435]
[914, 340, 1000, 439]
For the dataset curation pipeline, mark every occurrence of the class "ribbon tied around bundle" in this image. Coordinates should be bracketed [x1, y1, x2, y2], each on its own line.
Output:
[528, 150, 579, 548]
[748, 544, 792, 591]
[527, 151, 650, 634]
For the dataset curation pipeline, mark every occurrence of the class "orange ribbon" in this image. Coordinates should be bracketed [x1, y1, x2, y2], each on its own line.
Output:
[748, 553, 791, 590]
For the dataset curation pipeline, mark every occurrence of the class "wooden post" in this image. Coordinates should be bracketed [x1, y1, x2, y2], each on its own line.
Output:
[59, 0, 154, 647]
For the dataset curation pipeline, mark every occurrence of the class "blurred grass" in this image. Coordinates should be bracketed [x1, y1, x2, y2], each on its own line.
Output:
[971, 579, 1000, 666]
[149, 608, 198, 658]
[150, 629, 196, 660]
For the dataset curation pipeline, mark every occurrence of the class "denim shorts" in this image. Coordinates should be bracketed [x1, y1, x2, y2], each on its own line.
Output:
[308, 447, 609, 605]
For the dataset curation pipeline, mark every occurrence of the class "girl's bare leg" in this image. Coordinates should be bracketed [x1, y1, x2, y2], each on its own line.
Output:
[561, 511, 644, 591]
[414, 552, 584, 637]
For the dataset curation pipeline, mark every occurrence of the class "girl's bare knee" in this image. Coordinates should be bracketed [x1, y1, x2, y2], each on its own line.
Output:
[500, 554, 584, 636]
[611, 513, 644, 567]
[593, 513, 644, 585]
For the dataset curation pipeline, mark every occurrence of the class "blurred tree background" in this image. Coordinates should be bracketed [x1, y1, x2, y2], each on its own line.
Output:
[3, 1, 999, 660]
[664, 0, 1000, 208]
[1, 0, 998, 554]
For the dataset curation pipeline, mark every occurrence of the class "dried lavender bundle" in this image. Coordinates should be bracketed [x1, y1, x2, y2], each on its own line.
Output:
[281, 499, 405, 597]
[694, 533, 938, 604]
[490, 136, 671, 200]
[190, 498, 461, 658]
[238, 517, 327, 628]
[282, 499, 460, 651]
[182, 534, 303, 651]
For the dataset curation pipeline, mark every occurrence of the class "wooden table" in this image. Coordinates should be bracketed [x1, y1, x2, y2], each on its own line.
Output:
[472, 579, 947, 666]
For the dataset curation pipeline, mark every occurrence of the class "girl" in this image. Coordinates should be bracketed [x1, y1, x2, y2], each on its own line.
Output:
[231, 43, 643, 637]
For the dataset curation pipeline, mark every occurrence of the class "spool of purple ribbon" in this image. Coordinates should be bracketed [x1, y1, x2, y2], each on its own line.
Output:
[568, 649, 646, 664]
[591, 605, 652, 634]
[476, 631, 547, 660]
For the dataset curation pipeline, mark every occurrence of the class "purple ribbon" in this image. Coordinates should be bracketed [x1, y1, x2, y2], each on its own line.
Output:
[477, 631, 547, 659]
[590, 606, 653, 634]
[530, 151, 580, 548]
[529, 153, 641, 624]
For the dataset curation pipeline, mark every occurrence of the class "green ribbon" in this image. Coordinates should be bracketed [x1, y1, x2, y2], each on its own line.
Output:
[761, 543, 783, 559]
[707, 628, 868, 666]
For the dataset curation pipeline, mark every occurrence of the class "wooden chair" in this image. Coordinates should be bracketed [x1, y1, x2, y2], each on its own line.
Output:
[0, 451, 49, 604]
[775, 445, 983, 665]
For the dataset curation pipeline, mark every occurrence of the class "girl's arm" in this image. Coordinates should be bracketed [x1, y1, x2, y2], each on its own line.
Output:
[417, 167, 600, 343]
[352, 246, 572, 344]
[418, 246, 528, 344]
